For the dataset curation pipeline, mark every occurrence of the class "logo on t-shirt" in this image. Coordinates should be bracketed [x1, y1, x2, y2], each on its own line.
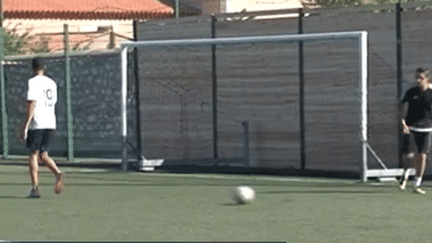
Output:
[44, 89, 54, 107]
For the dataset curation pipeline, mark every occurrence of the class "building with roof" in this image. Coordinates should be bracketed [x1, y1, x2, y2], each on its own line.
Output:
[2, 0, 303, 53]
[178, 0, 303, 15]
[1, 0, 177, 53]
[3, 0, 174, 20]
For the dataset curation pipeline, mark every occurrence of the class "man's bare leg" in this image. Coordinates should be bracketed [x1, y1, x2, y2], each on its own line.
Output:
[413, 153, 427, 194]
[40, 151, 64, 194]
[28, 151, 41, 198]
[40, 151, 61, 175]
[400, 153, 415, 190]
[29, 151, 39, 189]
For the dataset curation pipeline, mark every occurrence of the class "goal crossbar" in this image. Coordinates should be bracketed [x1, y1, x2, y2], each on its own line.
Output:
[121, 31, 367, 49]
[120, 30, 392, 181]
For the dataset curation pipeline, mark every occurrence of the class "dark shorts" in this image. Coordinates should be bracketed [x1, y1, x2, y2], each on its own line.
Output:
[400, 131, 432, 154]
[26, 129, 55, 153]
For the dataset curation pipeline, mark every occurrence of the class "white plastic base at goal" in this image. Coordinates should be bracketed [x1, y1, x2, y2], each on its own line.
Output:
[365, 169, 414, 182]
[363, 143, 415, 182]
[137, 157, 165, 171]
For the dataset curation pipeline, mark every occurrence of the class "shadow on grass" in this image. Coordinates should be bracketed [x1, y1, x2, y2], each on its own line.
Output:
[261, 189, 395, 194]
[0, 195, 31, 199]
[220, 202, 248, 206]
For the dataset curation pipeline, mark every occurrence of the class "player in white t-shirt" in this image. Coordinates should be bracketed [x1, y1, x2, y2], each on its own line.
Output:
[22, 58, 64, 198]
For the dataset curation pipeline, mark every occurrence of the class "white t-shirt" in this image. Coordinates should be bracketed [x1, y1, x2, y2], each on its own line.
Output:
[27, 75, 57, 130]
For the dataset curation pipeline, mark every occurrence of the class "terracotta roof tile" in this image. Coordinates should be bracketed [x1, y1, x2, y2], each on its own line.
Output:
[3, 0, 177, 20]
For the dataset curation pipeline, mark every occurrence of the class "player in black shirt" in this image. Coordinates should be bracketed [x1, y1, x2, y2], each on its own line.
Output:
[400, 68, 432, 194]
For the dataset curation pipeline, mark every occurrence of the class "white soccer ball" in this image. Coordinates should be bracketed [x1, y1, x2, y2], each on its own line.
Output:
[232, 186, 255, 204]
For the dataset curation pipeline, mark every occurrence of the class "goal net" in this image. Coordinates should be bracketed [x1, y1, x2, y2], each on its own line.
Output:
[120, 31, 399, 181]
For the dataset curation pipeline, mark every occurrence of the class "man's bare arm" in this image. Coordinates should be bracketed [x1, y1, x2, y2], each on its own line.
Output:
[22, 100, 36, 140]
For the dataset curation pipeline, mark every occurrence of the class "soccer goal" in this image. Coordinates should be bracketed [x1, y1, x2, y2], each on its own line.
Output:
[120, 31, 403, 182]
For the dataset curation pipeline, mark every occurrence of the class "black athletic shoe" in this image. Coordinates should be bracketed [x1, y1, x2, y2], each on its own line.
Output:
[28, 188, 40, 198]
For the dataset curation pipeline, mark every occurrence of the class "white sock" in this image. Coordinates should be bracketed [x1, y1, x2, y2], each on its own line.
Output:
[414, 177, 422, 187]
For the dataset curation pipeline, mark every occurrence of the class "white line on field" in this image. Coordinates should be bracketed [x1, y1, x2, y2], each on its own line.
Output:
[141, 172, 356, 184]
[1, 165, 109, 174]
[61, 168, 110, 173]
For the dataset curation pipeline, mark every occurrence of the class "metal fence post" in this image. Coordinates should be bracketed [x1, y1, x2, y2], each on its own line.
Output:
[396, 2, 403, 168]
[211, 15, 218, 159]
[175, 0, 180, 18]
[133, 20, 142, 162]
[0, 27, 8, 159]
[242, 121, 250, 166]
[64, 24, 74, 162]
[298, 8, 305, 170]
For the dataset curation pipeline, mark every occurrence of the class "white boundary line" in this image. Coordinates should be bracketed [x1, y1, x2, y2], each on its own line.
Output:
[0, 163, 357, 184]
[139, 172, 357, 184]
[0, 165, 110, 173]
[1, 163, 358, 184]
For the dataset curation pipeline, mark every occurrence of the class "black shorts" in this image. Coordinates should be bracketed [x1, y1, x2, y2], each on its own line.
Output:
[26, 129, 55, 153]
[400, 131, 432, 154]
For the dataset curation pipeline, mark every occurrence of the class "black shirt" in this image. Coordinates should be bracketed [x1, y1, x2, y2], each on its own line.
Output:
[402, 86, 432, 128]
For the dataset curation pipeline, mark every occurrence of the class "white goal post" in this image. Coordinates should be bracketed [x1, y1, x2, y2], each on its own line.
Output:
[120, 31, 402, 181]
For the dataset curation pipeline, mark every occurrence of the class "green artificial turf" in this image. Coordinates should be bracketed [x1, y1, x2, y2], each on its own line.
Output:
[0, 163, 431, 242]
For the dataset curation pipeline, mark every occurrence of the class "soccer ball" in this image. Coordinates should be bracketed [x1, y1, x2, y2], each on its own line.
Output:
[232, 186, 255, 204]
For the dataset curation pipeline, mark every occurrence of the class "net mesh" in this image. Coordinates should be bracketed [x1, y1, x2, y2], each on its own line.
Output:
[138, 47, 213, 160]
[133, 37, 364, 170]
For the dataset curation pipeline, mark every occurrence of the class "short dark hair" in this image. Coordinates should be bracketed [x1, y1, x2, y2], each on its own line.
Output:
[32, 57, 45, 72]
[416, 67, 430, 75]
